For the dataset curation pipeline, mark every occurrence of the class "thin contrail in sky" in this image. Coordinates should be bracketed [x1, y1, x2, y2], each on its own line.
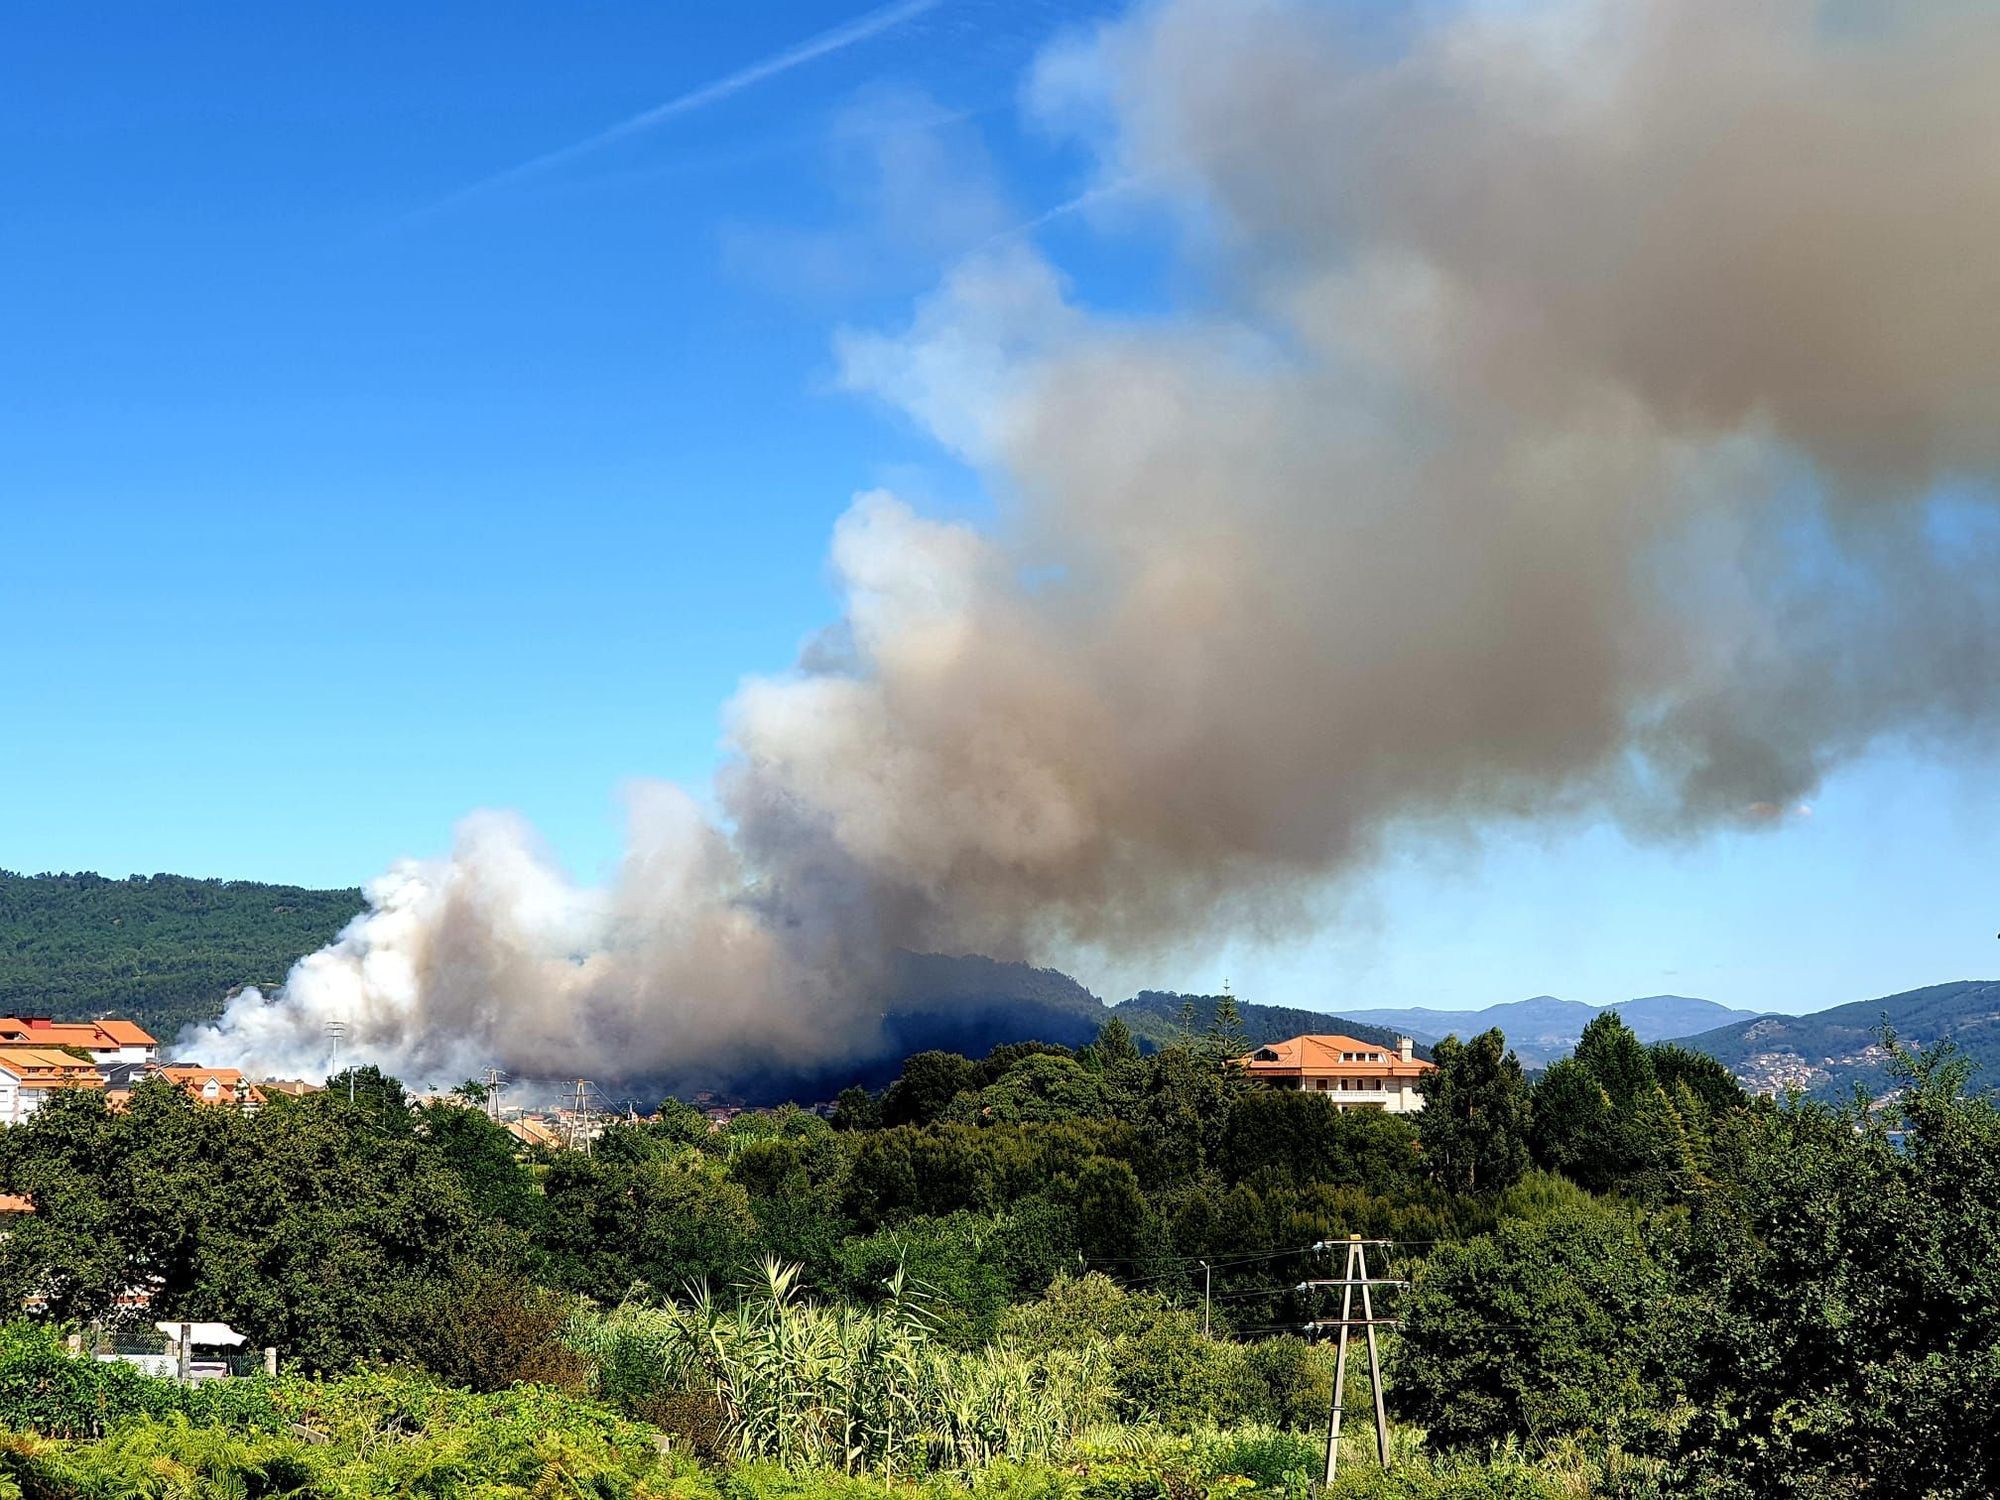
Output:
[985, 172, 1153, 245]
[418, 0, 945, 218]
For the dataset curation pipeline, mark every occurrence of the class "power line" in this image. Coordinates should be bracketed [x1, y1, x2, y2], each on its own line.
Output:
[1086, 1243, 1309, 1268]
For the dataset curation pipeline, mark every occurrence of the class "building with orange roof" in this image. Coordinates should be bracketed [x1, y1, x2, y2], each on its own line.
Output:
[158, 1067, 266, 1111]
[1236, 1033, 1434, 1113]
[0, 1017, 157, 1067]
[0, 1048, 108, 1125]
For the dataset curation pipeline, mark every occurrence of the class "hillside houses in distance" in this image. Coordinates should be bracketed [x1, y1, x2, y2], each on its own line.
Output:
[0, 1018, 297, 1123]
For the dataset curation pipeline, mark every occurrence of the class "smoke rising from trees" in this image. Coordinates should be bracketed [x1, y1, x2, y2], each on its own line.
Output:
[189, 0, 2000, 1085]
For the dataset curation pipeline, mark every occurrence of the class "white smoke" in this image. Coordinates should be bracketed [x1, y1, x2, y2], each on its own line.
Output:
[191, 0, 2000, 1088]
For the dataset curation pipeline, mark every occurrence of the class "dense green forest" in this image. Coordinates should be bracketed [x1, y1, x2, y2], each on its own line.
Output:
[0, 1004, 1992, 1497]
[1114, 992, 1418, 1058]
[0, 872, 363, 1037]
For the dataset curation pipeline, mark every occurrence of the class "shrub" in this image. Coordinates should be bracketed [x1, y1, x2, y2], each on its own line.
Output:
[394, 1260, 591, 1393]
[1389, 1206, 1674, 1453]
[0, 1323, 280, 1439]
[1239, 1337, 1334, 1431]
[1191, 1427, 1320, 1489]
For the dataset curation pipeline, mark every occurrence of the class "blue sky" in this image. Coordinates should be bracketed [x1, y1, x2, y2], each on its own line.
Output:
[4, 0, 1994, 1018]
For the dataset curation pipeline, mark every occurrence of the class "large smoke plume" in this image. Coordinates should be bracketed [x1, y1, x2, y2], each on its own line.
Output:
[189, 0, 2000, 1088]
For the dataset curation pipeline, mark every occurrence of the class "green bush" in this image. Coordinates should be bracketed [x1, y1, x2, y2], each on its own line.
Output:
[1320, 1458, 1568, 1500]
[1191, 1427, 1319, 1489]
[0, 1324, 280, 1439]
[1002, 1276, 1262, 1432]
[1238, 1338, 1333, 1431]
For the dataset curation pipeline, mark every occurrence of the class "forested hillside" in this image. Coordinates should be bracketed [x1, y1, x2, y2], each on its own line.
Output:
[0, 871, 363, 1036]
[1115, 991, 1419, 1056]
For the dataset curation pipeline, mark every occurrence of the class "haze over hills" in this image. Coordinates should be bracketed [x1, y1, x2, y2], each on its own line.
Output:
[1340, 995, 1764, 1067]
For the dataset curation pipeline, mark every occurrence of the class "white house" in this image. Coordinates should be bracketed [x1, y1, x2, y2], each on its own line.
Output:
[1236, 1033, 1435, 1114]
[0, 1048, 108, 1124]
[0, 1017, 157, 1068]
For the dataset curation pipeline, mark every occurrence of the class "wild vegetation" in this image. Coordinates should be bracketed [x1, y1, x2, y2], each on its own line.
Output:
[0, 1001, 1991, 1496]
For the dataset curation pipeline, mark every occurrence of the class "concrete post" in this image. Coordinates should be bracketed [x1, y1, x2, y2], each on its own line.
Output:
[264, 1346, 278, 1378]
[176, 1322, 191, 1385]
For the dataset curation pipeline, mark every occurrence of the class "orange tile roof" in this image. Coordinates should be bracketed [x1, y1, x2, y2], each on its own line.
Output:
[0, 1195, 32, 1214]
[1238, 1034, 1434, 1079]
[0, 1022, 98, 1048]
[93, 1021, 157, 1047]
[0, 1049, 107, 1088]
[0, 1018, 156, 1050]
[158, 1067, 265, 1106]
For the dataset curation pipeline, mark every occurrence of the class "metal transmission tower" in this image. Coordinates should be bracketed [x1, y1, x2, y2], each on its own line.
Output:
[1300, 1236, 1407, 1481]
[567, 1079, 597, 1154]
[481, 1067, 506, 1122]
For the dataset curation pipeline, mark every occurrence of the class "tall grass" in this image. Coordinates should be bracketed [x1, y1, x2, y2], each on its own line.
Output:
[571, 1259, 1113, 1477]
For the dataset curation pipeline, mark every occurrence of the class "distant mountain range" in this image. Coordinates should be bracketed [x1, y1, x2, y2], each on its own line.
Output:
[1338, 994, 1763, 1067]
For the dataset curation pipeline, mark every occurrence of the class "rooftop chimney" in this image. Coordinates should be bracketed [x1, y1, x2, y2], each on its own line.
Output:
[1398, 1036, 1414, 1064]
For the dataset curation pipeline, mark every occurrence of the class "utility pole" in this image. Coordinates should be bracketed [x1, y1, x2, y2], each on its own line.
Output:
[1200, 1260, 1212, 1337]
[323, 1020, 346, 1098]
[1301, 1236, 1402, 1481]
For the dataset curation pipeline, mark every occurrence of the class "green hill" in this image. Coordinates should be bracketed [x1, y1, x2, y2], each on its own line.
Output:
[1112, 990, 1426, 1057]
[1677, 978, 2000, 1099]
[0, 871, 363, 1039]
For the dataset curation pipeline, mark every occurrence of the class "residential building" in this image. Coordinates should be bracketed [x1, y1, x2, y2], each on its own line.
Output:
[0, 1017, 156, 1067]
[100, 1061, 155, 1099]
[157, 1066, 266, 1111]
[0, 1048, 108, 1124]
[1236, 1033, 1434, 1113]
